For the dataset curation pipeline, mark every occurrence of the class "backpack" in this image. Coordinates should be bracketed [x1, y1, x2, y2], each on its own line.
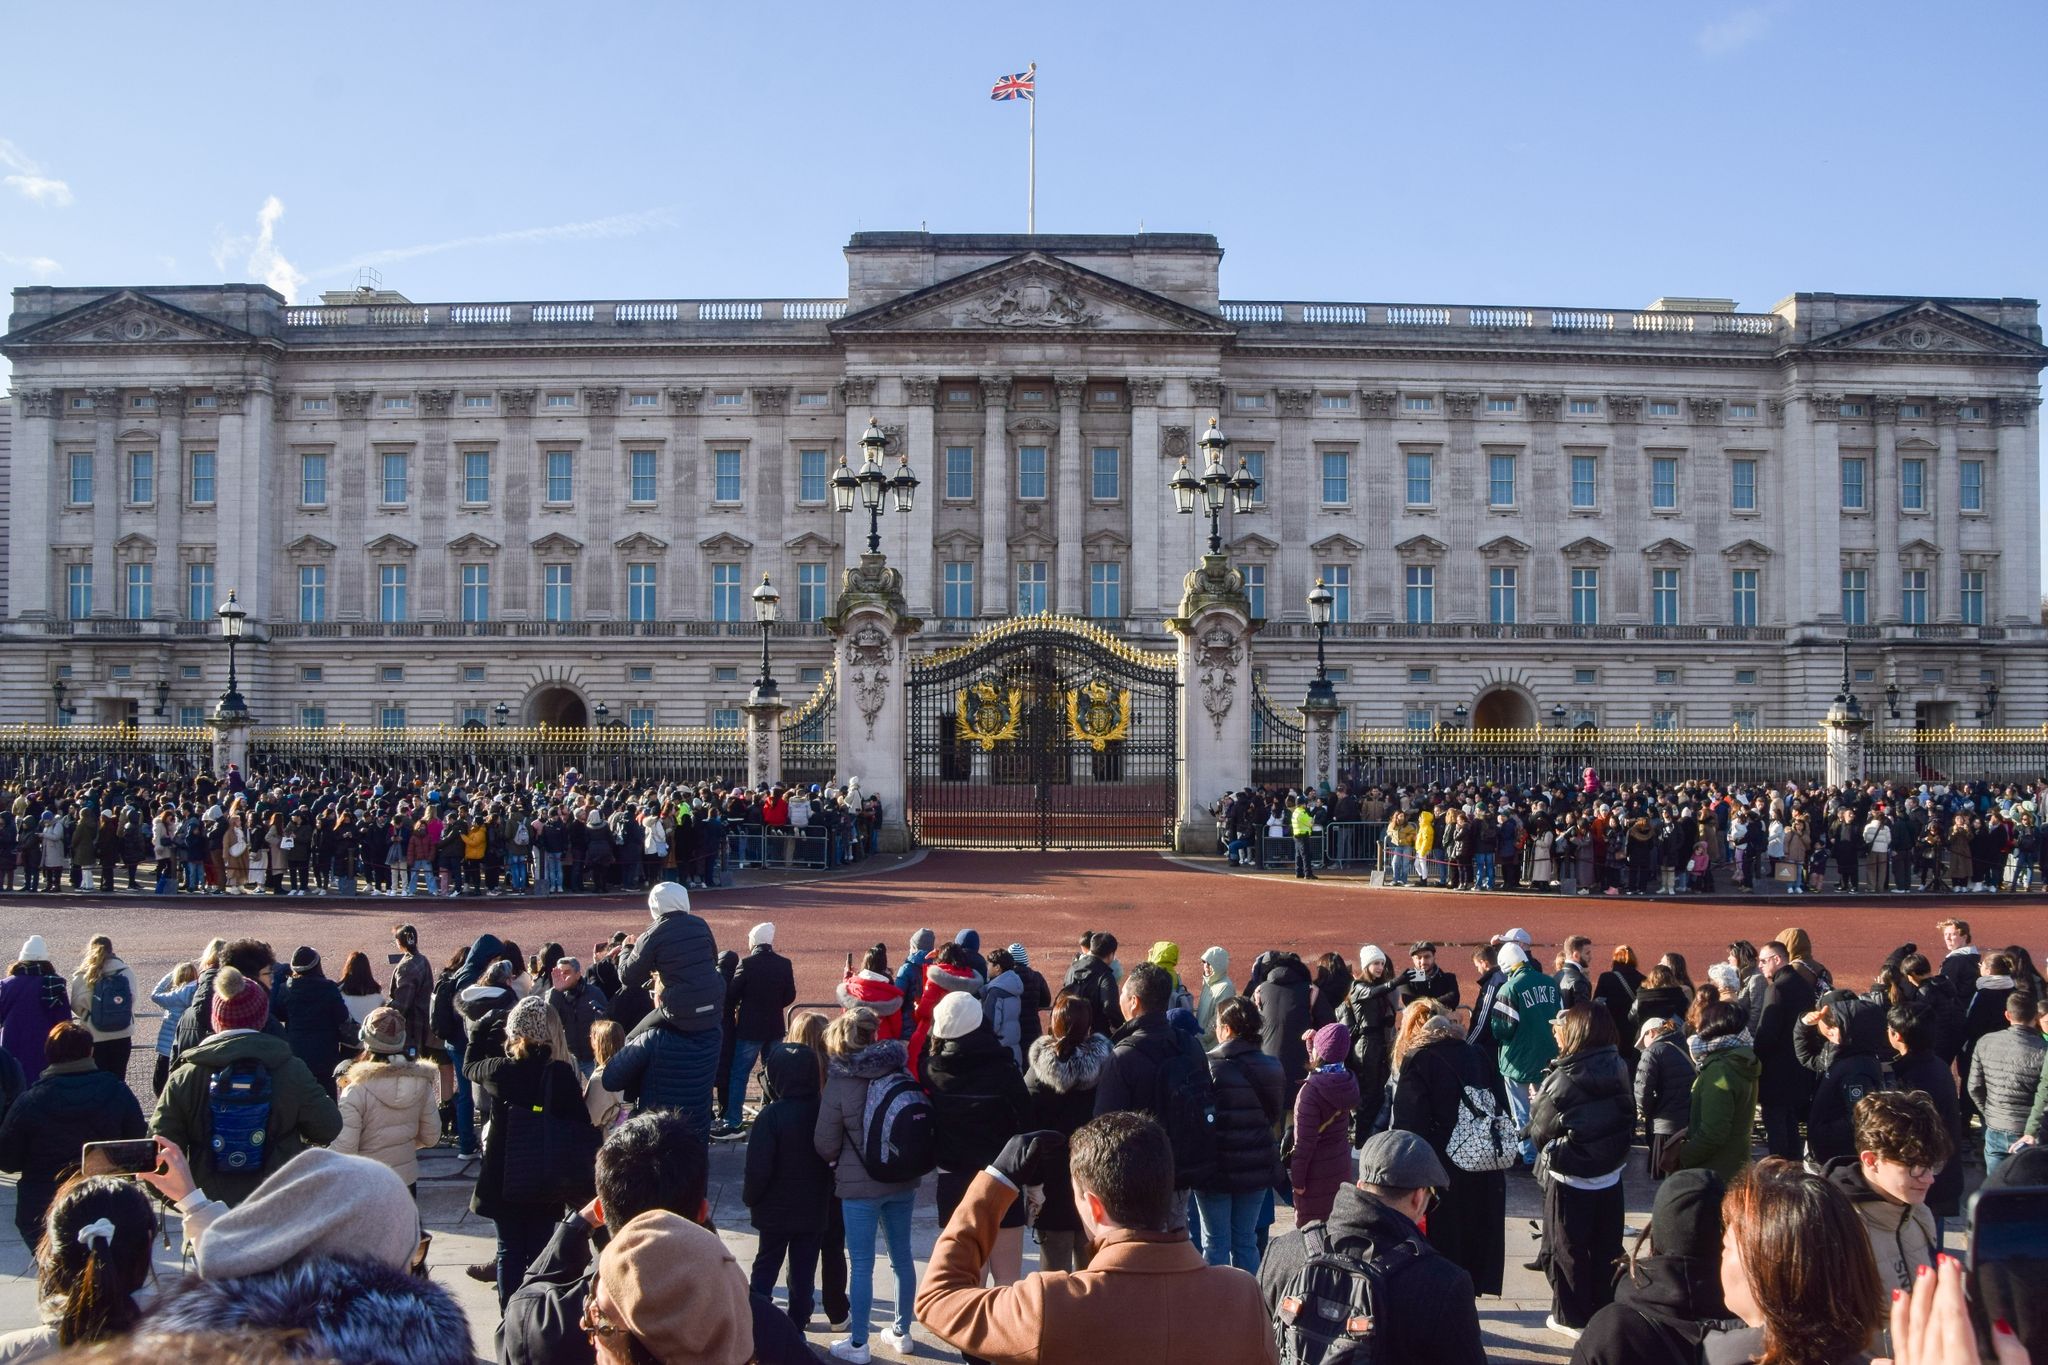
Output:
[207, 1057, 274, 1173]
[88, 971, 132, 1033]
[1274, 1223, 1426, 1365]
[859, 1071, 937, 1183]
[1154, 1035, 1219, 1188]
[431, 971, 465, 1055]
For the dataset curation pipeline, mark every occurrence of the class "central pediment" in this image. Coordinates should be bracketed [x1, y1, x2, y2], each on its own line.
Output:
[832, 252, 1234, 339]
[1, 289, 262, 351]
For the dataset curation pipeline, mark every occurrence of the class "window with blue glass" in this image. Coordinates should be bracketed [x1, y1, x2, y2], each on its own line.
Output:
[1318, 564, 1350, 622]
[1570, 454, 1597, 509]
[1405, 452, 1433, 505]
[187, 563, 215, 621]
[1960, 460, 1983, 512]
[1730, 458, 1757, 512]
[630, 449, 659, 504]
[1015, 560, 1047, 615]
[1900, 458, 1925, 511]
[1730, 569, 1758, 626]
[460, 564, 490, 622]
[1487, 453, 1516, 507]
[128, 451, 154, 505]
[543, 563, 574, 622]
[1900, 569, 1928, 625]
[125, 563, 152, 619]
[627, 563, 657, 621]
[797, 562, 827, 622]
[463, 450, 491, 504]
[1651, 567, 1680, 625]
[65, 453, 93, 505]
[1090, 447, 1120, 501]
[298, 565, 327, 623]
[301, 452, 328, 507]
[188, 451, 216, 505]
[943, 561, 975, 617]
[1321, 450, 1349, 505]
[380, 451, 407, 505]
[711, 563, 741, 621]
[1241, 449, 1266, 505]
[1840, 458, 1866, 510]
[1017, 446, 1048, 499]
[1404, 565, 1434, 623]
[1651, 457, 1678, 510]
[1840, 568, 1868, 625]
[1960, 570, 1986, 625]
[944, 447, 974, 500]
[66, 565, 92, 620]
[547, 451, 576, 503]
[795, 449, 825, 505]
[378, 564, 408, 622]
[1242, 564, 1266, 620]
[1089, 562, 1122, 618]
[1488, 566, 1517, 624]
[1571, 567, 1599, 625]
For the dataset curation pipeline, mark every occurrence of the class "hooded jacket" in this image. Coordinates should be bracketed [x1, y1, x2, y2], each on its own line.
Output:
[1195, 947, 1233, 1047]
[814, 1038, 920, 1202]
[1254, 953, 1313, 1086]
[837, 969, 906, 1040]
[1679, 1040, 1762, 1182]
[908, 960, 982, 1080]
[1634, 1028, 1696, 1138]
[1527, 1043, 1633, 1179]
[743, 1042, 832, 1236]
[982, 968, 1024, 1063]
[925, 1025, 1029, 1174]
[0, 967, 74, 1082]
[1025, 1032, 1113, 1229]
[0, 1057, 146, 1238]
[1491, 960, 1562, 1085]
[1574, 1252, 1732, 1365]
[149, 1253, 473, 1365]
[1337, 965, 1400, 1126]
[1806, 997, 1887, 1165]
[1256, 1184, 1485, 1365]
[1824, 1155, 1938, 1296]
[951, 929, 987, 981]
[1060, 952, 1123, 1035]
[153, 1031, 345, 1205]
[599, 1013, 722, 1121]
[1892, 1046, 1965, 1216]
[1754, 963, 1818, 1108]
[331, 1057, 442, 1186]
[1289, 1056, 1360, 1219]
[1199, 1035, 1284, 1195]
[620, 883, 725, 1032]
[464, 1045, 593, 1220]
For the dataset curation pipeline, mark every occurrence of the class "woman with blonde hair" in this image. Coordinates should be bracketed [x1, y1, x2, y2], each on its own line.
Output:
[813, 1005, 921, 1360]
[1390, 997, 1505, 1295]
[221, 810, 252, 894]
[70, 935, 138, 1079]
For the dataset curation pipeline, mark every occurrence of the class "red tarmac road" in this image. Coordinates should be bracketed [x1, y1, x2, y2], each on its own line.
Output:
[1, 855, 2038, 1016]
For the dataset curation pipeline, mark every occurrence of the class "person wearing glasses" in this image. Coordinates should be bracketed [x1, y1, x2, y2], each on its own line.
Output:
[1820, 1089, 1948, 1306]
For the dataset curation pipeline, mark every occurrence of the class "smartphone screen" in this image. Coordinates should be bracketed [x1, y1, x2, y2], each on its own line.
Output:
[81, 1139, 161, 1176]
[1967, 1186, 2048, 1354]
[387, 952, 405, 965]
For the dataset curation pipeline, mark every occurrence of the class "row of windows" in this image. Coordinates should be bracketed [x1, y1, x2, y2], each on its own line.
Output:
[1840, 457, 1986, 512]
[1233, 394, 1767, 420]
[293, 391, 833, 414]
[1840, 569, 1990, 626]
[69, 451, 217, 506]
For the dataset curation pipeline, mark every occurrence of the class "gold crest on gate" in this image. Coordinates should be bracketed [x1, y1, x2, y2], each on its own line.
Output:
[954, 682, 1024, 750]
[1066, 680, 1132, 752]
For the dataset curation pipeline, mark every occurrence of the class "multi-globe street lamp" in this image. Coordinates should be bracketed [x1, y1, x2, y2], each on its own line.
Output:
[835, 417, 919, 554]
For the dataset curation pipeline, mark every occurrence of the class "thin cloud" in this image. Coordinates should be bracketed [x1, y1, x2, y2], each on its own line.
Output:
[1695, 6, 1772, 57]
[0, 138, 72, 207]
[305, 207, 677, 280]
[213, 195, 306, 302]
[0, 251, 62, 279]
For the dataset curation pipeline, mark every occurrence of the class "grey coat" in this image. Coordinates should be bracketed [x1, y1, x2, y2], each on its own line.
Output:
[1969, 1024, 2046, 1133]
[813, 1038, 921, 1201]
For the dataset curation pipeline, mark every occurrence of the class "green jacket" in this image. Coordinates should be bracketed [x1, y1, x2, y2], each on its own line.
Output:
[152, 1030, 343, 1206]
[1680, 1042, 1761, 1182]
[1489, 964, 1560, 1085]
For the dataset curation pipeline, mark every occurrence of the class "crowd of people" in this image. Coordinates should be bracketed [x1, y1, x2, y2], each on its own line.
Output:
[1220, 772, 2048, 895]
[0, 763, 883, 898]
[0, 894, 2040, 1364]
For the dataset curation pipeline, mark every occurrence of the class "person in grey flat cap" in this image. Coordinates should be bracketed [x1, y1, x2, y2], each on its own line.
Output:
[1255, 1129, 1485, 1365]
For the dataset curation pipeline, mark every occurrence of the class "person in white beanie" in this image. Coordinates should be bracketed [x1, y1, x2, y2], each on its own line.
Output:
[718, 919, 795, 1137]
[2, 935, 76, 1083]
[923, 988, 1030, 1293]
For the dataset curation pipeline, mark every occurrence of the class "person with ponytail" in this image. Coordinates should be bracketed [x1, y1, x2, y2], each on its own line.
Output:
[838, 943, 905, 1042]
[0, 1173, 157, 1358]
[70, 935, 139, 1081]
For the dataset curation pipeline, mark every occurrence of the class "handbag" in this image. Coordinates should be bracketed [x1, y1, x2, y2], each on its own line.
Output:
[498, 1064, 600, 1207]
[228, 837, 247, 858]
[1446, 1084, 1519, 1173]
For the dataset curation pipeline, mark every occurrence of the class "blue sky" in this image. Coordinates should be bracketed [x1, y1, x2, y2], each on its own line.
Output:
[3, 1, 2044, 561]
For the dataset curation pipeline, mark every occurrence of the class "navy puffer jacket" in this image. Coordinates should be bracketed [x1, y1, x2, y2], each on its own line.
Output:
[619, 882, 724, 1032]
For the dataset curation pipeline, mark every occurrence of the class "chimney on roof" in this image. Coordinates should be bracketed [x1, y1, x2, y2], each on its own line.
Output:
[1646, 296, 1737, 312]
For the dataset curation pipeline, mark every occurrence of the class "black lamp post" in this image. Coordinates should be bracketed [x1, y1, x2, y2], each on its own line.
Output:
[1977, 681, 2001, 721]
[51, 679, 73, 721]
[1884, 679, 1901, 721]
[493, 701, 510, 728]
[214, 590, 251, 721]
[1831, 637, 1862, 722]
[153, 679, 170, 717]
[1171, 418, 1254, 555]
[839, 417, 918, 555]
[1452, 703, 1470, 726]
[751, 573, 781, 700]
[1305, 578, 1335, 707]
[593, 701, 610, 726]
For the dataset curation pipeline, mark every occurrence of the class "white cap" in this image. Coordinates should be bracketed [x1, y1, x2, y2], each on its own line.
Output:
[1498, 928, 1532, 948]
[931, 990, 983, 1041]
[748, 922, 776, 949]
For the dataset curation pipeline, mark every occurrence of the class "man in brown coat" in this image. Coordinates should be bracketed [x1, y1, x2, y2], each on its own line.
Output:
[914, 1112, 1277, 1365]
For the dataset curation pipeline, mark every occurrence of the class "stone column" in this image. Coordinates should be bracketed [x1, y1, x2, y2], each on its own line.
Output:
[210, 715, 251, 776]
[583, 386, 623, 616]
[1054, 375, 1085, 613]
[1994, 396, 2038, 622]
[742, 688, 787, 790]
[978, 377, 1010, 615]
[1442, 392, 1482, 617]
[213, 384, 272, 623]
[1273, 387, 1314, 610]
[333, 390, 374, 622]
[1301, 693, 1340, 795]
[499, 389, 537, 614]
[151, 387, 184, 618]
[9, 389, 56, 616]
[87, 387, 120, 614]
[1687, 397, 1726, 621]
[414, 389, 452, 619]
[903, 377, 939, 617]
[1785, 393, 1843, 623]
[668, 386, 704, 619]
[1604, 395, 1644, 619]
[829, 555, 920, 851]
[1167, 554, 1257, 852]
[1128, 377, 1164, 618]
[1873, 398, 1902, 621]
[1931, 400, 1962, 623]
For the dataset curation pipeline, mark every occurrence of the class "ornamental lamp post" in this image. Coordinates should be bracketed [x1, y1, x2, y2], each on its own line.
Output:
[1977, 681, 2001, 722]
[842, 416, 918, 555]
[1305, 578, 1336, 708]
[214, 590, 251, 722]
[1171, 418, 1256, 556]
[493, 701, 510, 728]
[154, 679, 170, 717]
[751, 573, 781, 701]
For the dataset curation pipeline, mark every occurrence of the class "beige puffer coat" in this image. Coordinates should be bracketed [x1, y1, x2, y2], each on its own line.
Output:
[331, 1057, 442, 1186]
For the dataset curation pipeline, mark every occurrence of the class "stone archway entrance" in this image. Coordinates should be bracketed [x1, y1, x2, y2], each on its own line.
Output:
[529, 686, 588, 727]
[1473, 687, 1535, 730]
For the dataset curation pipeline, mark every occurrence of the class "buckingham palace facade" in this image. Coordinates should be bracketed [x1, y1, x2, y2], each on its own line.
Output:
[2, 230, 2044, 734]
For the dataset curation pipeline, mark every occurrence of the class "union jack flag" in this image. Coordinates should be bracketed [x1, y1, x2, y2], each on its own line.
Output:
[990, 69, 1034, 101]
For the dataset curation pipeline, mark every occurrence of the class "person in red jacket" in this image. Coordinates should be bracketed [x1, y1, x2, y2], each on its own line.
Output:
[907, 945, 982, 1080]
[837, 944, 906, 1041]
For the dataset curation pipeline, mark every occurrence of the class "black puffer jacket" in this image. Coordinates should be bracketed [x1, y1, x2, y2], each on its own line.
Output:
[1527, 1043, 1633, 1179]
[1254, 954, 1314, 1087]
[1626, 985, 1690, 1040]
[1059, 954, 1122, 1034]
[465, 1047, 593, 1220]
[619, 884, 724, 1032]
[0, 1059, 146, 1239]
[1893, 1046, 1965, 1218]
[1634, 1030, 1696, 1139]
[1754, 964, 1818, 1108]
[1024, 1031, 1111, 1233]
[742, 1042, 832, 1236]
[275, 966, 353, 1082]
[1338, 973, 1401, 1142]
[1200, 1036, 1284, 1194]
[1807, 997, 1886, 1166]
[925, 1024, 1028, 1173]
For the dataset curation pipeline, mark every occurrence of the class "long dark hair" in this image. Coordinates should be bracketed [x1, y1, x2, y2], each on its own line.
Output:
[338, 951, 379, 995]
[38, 1174, 156, 1347]
[1049, 991, 1095, 1062]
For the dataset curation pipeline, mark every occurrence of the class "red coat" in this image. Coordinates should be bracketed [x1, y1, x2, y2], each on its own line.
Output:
[907, 962, 982, 1080]
[838, 969, 906, 1040]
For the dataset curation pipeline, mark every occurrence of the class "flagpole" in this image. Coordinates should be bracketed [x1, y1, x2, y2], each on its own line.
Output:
[1027, 62, 1036, 235]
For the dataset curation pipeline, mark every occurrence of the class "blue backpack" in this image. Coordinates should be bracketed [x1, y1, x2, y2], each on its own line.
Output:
[89, 972, 132, 1033]
[207, 1058, 273, 1172]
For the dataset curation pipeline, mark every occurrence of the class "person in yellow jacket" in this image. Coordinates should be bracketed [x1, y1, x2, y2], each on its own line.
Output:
[461, 818, 487, 894]
[1413, 808, 1437, 885]
[1290, 799, 1318, 881]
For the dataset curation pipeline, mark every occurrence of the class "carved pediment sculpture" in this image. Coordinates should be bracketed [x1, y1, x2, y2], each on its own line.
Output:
[968, 275, 1099, 329]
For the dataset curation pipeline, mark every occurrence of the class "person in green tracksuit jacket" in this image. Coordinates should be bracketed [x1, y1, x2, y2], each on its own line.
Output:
[1489, 941, 1560, 1167]
[1290, 799, 1318, 881]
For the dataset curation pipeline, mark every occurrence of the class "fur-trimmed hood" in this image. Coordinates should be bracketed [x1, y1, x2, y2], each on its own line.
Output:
[147, 1253, 472, 1364]
[1026, 1032, 1112, 1093]
[837, 969, 904, 1018]
[829, 1038, 907, 1081]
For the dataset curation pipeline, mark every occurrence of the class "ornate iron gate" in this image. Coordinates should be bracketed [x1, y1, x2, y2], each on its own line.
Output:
[907, 617, 1179, 851]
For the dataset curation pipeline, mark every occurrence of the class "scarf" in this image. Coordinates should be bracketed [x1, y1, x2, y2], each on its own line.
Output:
[1688, 1030, 1753, 1065]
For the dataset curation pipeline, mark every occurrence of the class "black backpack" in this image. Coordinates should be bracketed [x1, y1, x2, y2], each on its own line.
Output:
[1274, 1223, 1425, 1364]
[1154, 1032, 1218, 1189]
[859, 1071, 937, 1184]
[431, 970, 464, 1052]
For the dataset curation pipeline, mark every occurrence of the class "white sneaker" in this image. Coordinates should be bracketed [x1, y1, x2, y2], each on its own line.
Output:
[878, 1327, 913, 1354]
[826, 1318, 850, 1333]
[827, 1341, 871, 1363]
[1546, 1315, 1583, 1342]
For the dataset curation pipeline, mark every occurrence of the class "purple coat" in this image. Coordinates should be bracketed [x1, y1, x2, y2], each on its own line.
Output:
[1289, 1062, 1360, 1223]
[0, 970, 74, 1082]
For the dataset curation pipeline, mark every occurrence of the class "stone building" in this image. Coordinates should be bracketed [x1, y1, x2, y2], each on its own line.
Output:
[2, 231, 2043, 733]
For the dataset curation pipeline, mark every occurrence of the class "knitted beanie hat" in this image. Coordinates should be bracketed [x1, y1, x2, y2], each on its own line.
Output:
[1311, 1022, 1352, 1064]
[748, 922, 776, 949]
[931, 990, 983, 1042]
[1006, 943, 1030, 970]
[210, 966, 270, 1034]
[290, 946, 320, 975]
[909, 927, 936, 954]
[597, 1211, 753, 1365]
[194, 1149, 420, 1282]
[361, 1007, 408, 1056]
[507, 994, 552, 1048]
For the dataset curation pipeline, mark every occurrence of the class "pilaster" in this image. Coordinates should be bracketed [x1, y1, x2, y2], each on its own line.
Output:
[499, 389, 537, 614]
[978, 377, 1010, 615]
[1128, 376, 1164, 618]
[10, 390, 55, 617]
[87, 387, 120, 615]
[903, 377, 939, 617]
[668, 386, 704, 621]
[584, 386, 622, 615]
[1874, 398, 1904, 622]
[1995, 396, 2038, 622]
[1054, 375, 1085, 613]
[1931, 399, 1961, 622]
[151, 387, 184, 619]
